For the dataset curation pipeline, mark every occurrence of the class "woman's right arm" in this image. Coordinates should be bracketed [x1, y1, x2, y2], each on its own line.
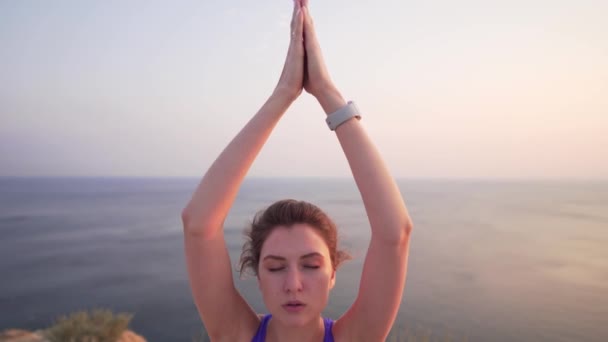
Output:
[181, 2, 306, 339]
[181, 91, 295, 340]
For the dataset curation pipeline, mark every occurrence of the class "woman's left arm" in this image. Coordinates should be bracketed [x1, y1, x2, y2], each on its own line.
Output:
[322, 87, 413, 342]
[301, 3, 413, 339]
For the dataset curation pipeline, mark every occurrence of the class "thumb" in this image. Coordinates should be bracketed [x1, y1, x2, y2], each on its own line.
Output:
[293, 5, 304, 46]
[302, 6, 318, 48]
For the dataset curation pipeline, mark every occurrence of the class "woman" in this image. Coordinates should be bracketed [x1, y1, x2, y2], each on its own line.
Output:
[181, 0, 413, 341]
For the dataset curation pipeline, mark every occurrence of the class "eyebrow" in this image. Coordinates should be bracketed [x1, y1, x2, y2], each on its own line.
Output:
[262, 252, 323, 261]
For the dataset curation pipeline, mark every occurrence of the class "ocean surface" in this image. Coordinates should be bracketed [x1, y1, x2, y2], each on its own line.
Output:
[0, 177, 607, 341]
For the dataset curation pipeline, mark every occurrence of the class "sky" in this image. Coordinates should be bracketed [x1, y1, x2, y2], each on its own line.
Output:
[1, 0, 606, 179]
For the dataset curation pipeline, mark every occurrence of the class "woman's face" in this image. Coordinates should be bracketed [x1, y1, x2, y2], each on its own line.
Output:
[258, 223, 336, 326]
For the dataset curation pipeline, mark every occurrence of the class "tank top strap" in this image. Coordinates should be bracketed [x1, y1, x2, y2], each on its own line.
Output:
[251, 314, 272, 342]
[252, 315, 334, 342]
[323, 317, 335, 342]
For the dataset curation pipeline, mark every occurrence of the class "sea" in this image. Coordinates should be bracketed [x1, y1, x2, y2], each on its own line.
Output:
[0, 177, 607, 341]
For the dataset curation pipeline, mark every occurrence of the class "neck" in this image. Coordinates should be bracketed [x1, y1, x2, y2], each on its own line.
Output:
[266, 316, 325, 342]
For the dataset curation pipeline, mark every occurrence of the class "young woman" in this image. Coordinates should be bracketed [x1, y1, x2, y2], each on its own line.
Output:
[181, 1, 413, 341]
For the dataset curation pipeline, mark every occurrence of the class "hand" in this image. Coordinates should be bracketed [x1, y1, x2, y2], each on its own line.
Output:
[273, 0, 305, 102]
[301, 0, 336, 99]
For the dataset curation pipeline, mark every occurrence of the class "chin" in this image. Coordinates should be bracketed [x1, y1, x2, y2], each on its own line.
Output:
[274, 310, 315, 327]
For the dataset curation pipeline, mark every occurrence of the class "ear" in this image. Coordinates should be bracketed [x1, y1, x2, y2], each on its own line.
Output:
[329, 269, 336, 290]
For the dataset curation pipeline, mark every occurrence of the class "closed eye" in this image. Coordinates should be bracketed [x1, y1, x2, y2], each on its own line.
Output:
[268, 267, 285, 272]
[304, 265, 320, 269]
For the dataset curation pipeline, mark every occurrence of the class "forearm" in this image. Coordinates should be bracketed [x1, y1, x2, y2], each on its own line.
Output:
[319, 88, 413, 242]
[182, 91, 294, 236]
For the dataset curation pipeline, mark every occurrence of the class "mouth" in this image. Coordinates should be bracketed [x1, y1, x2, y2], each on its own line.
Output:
[283, 300, 305, 307]
[282, 301, 306, 312]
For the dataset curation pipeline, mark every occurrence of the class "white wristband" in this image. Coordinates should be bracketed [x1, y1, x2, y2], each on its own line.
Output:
[325, 101, 361, 131]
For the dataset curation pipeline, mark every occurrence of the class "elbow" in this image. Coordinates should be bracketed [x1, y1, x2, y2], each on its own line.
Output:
[181, 208, 192, 228]
[181, 208, 202, 234]
[396, 219, 413, 246]
[373, 218, 413, 247]
[181, 208, 223, 240]
[403, 217, 414, 237]
[393, 217, 414, 247]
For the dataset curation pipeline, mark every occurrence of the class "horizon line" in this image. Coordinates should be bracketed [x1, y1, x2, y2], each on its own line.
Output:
[0, 175, 606, 182]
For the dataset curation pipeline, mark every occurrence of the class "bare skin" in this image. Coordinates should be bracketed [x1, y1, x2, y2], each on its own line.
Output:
[182, 1, 413, 341]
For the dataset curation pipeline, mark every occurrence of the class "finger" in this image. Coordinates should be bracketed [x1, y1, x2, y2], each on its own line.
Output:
[295, 5, 304, 39]
[291, 0, 301, 31]
[291, 4, 304, 45]
[302, 6, 318, 47]
[302, 6, 314, 34]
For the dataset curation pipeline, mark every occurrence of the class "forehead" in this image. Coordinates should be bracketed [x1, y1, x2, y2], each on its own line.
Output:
[261, 223, 329, 259]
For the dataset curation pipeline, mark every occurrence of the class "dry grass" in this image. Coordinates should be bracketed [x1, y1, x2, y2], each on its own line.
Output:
[44, 309, 133, 342]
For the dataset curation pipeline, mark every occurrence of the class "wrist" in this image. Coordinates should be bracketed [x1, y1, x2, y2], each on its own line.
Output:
[271, 87, 299, 105]
[315, 86, 347, 115]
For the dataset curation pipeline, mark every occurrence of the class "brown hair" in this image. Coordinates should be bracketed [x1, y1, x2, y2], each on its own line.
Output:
[239, 199, 351, 276]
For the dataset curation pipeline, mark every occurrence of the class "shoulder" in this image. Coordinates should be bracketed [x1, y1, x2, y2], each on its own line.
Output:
[248, 314, 270, 342]
[210, 314, 262, 342]
[331, 316, 386, 342]
[323, 317, 336, 341]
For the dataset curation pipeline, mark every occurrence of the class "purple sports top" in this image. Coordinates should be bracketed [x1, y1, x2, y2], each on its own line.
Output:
[251, 314, 335, 342]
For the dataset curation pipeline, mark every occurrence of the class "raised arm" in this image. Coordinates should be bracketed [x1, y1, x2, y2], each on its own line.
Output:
[181, 2, 306, 340]
[301, 2, 413, 341]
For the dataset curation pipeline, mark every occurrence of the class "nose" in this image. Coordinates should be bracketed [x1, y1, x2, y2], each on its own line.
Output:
[283, 268, 303, 293]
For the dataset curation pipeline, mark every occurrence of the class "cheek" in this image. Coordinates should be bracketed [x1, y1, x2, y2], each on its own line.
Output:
[309, 269, 332, 288]
[258, 274, 283, 295]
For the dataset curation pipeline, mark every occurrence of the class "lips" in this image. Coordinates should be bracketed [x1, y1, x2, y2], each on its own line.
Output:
[284, 300, 305, 307]
[282, 300, 306, 312]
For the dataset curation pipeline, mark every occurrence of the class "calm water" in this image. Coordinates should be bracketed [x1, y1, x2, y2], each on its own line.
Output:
[0, 177, 607, 341]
